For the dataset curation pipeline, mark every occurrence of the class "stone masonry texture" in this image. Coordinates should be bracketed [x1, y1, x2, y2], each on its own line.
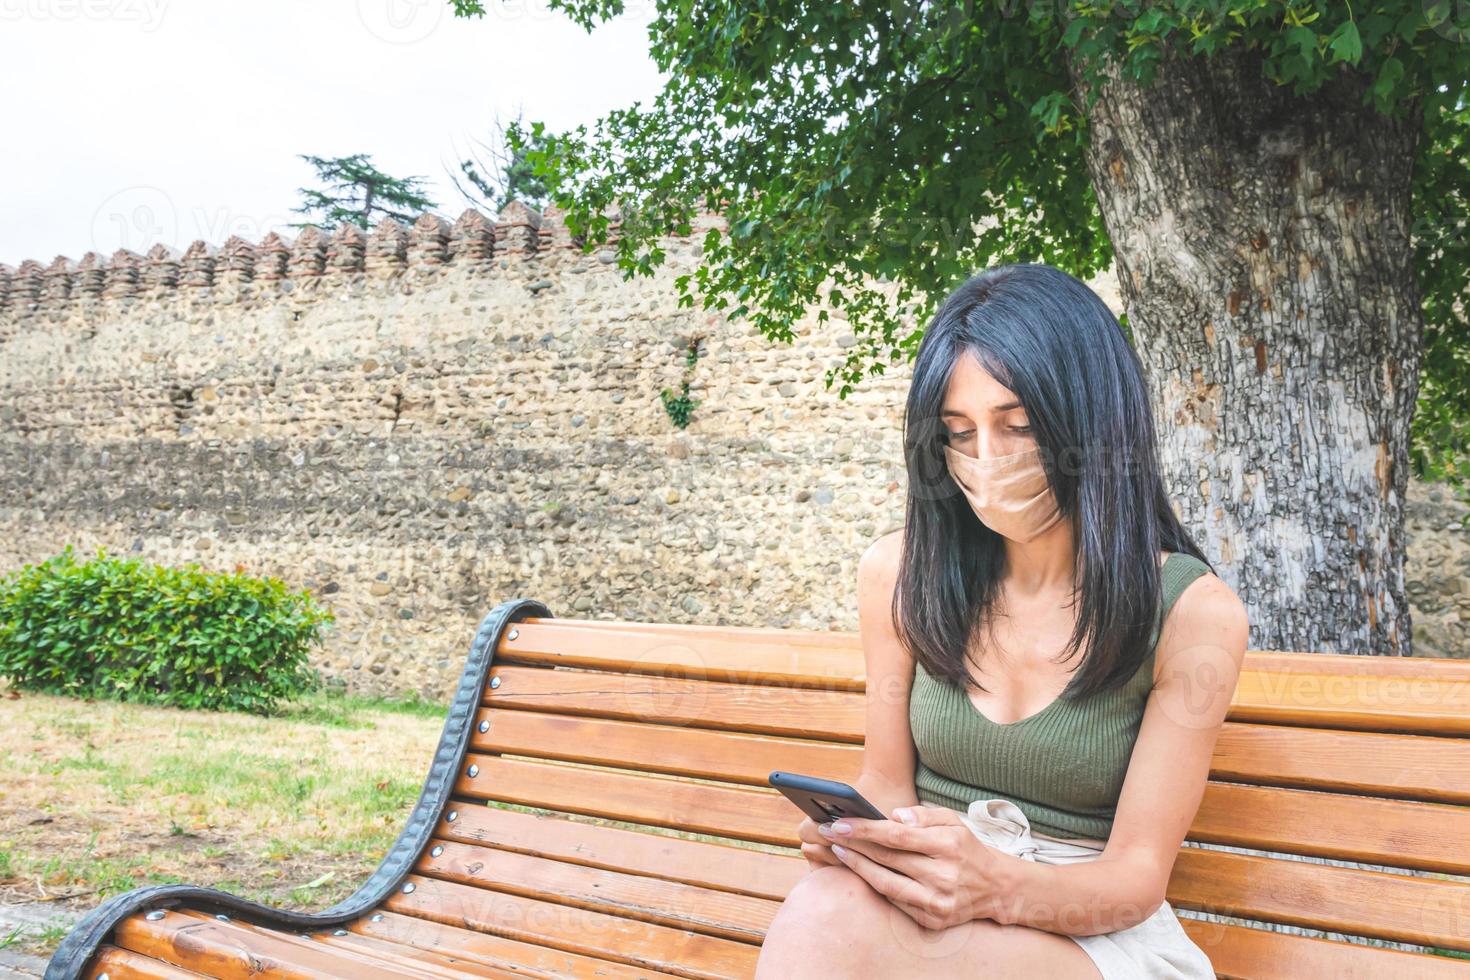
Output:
[0, 203, 1464, 700]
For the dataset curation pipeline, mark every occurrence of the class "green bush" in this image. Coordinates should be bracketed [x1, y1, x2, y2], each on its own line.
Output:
[0, 547, 334, 714]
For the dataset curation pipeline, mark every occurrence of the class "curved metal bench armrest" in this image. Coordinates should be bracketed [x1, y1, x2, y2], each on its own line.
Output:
[44, 597, 552, 980]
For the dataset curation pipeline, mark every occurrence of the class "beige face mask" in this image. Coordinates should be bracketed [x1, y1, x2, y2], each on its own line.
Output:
[942, 443, 1063, 543]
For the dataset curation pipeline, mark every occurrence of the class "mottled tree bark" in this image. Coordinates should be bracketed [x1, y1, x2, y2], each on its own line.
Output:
[1067, 42, 1425, 656]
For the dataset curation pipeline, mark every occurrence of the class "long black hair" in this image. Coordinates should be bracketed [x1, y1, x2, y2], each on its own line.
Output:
[893, 262, 1213, 701]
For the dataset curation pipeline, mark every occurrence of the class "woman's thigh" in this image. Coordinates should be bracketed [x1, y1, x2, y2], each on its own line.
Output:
[755, 865, 1103, 979]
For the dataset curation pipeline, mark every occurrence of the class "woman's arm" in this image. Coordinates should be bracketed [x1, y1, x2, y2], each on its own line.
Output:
[797, 530, 919, 871]
[853, 529, 922, 816]
[988, 571, 1249, 936]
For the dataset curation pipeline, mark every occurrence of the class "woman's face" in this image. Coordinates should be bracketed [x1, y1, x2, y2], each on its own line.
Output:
[940, 351, 1035, 462]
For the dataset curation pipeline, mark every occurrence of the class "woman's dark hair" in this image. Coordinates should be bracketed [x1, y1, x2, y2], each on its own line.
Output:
[893, 262, 1212, 701]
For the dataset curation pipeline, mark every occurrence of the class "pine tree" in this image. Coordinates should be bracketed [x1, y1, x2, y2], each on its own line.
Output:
[293, 153, 437, 230]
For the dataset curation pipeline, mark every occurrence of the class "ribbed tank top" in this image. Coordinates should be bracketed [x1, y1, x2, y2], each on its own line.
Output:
[909, 551, 1212, 842]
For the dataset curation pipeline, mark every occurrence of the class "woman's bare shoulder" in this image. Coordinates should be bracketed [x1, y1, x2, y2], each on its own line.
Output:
[1154, 563, 1249, 688]
[858, 528, 905, 599]
[858, 527, 907, 637]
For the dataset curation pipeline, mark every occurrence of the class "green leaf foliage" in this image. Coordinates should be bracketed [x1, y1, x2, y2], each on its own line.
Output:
[0, 547, 334, 715]
[1410, 89, 1470, 485]
[449, 0, 1470, 489]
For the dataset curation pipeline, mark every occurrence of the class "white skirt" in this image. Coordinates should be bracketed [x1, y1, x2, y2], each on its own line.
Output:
[947, 798, 1216, 979]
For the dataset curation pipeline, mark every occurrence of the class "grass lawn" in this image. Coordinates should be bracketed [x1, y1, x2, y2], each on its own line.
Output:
[0, 680, 449, 960]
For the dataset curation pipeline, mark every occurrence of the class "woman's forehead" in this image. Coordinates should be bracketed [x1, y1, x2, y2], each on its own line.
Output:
[943, 353, 1023, 416]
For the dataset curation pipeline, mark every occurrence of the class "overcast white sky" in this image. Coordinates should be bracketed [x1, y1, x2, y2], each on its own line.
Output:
[0, 0, 666, 267]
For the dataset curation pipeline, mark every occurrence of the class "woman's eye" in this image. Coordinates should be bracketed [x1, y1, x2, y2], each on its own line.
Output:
[1010, 426, 1032, 434]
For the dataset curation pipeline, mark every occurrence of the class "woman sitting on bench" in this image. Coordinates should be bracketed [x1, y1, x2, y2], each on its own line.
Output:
[756, 263, 1249, 979]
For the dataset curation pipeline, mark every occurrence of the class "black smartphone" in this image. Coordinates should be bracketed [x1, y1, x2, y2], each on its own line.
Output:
[769, 771, 889, 824]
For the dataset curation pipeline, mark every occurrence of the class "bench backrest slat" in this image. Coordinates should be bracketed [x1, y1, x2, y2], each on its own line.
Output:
[459, 754, 798, 845]
[500, 621, 865, 689]
[1168, 847, 1469, 949]
[475, 705, 860, 785]
[485, 663, 866, 741]
[1192, 781, 1470, 873]
[1211, 722, 1470, 804]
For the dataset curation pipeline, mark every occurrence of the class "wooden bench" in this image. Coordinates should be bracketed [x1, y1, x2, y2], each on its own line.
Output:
[47, 598, 1470, 979]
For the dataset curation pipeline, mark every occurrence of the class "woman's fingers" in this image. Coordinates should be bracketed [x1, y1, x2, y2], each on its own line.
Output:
[799, 817, 844, 868]
[801, 841, 842, 868]
[824, 835, 930, 877]
[825, 815, 952, 858]
[830, 841, 934, 911]
[798, 817, 838, 849]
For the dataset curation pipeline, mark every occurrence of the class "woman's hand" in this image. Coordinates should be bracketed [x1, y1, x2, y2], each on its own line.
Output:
[818, 804, 1017, 930]
[792, 777, 920, 872]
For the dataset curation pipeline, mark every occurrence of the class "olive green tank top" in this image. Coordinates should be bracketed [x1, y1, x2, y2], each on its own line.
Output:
[909, 551, 1212, 842]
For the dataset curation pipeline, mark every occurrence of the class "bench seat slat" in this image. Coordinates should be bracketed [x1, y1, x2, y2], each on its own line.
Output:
[484, 664, 866, 741]
[111, 908, 440, 979]
[473, 705, 860, 787]
[1168, 847, 1470, 951]
[171, 910, 519, 980]
[1179, 919, 1470, 980]
[416, 838, 779, 942]
[284, 932, 518, 980]
[384, 874, 760, 980]
[86, 945, 213, 979]
[433, 804, 806, 901]
[358, 910, 691, 979]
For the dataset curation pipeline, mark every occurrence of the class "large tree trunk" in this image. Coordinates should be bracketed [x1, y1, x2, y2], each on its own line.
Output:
[1066, 41, 1426, 657]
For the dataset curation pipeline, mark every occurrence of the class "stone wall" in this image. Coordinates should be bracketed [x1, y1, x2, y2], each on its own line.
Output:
[0, 204, 1464, 700]
[1405, 481, 1470, 657]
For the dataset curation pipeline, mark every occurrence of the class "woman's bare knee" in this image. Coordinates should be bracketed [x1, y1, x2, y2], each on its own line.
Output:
[756, 866, 892, 974]
[772, 865, 890, 934]
[758, 867, 1100, 979]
